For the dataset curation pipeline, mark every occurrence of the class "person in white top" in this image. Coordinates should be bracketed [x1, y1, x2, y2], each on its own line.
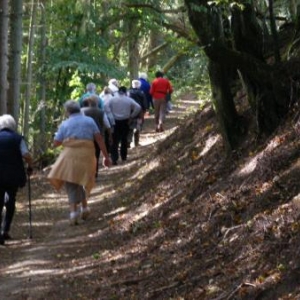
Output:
[101, 86, 115, 154]
[108, 79, 119, 95]
[108, 86, 141, 165]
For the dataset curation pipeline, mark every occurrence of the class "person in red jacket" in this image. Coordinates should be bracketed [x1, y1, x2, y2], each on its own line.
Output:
[150, 71, 173, 132]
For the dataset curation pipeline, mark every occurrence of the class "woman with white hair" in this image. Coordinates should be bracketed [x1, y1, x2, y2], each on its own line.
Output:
[0, 114, 33, 245]
[48, 100, 111, 225]
[108, 79, 119, 95]
[128, 80, 147, 147]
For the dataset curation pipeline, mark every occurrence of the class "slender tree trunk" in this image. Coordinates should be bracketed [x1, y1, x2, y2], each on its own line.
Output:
[7, 0, 23, 124]
[140, 42, 169, 64]
[163, 53, 184, 73]
[23, 0, 37, 137]
[38, 2, 47, 152]
[0, 0, 9, 114]
[128, 22, 140, 81]
[148, 30, 162, 69]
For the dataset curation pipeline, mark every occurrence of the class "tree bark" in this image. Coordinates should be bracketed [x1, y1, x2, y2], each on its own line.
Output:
[7, 0, 23, 124]
[38, 2, 47, 152]
[0, 0, 9, 114]
[23, 0, 37, 137]
[184, 0, 291, 140]
[208, 60, 241, 151]
[127, 17, 140, 82]
[184, 0, 242, 149]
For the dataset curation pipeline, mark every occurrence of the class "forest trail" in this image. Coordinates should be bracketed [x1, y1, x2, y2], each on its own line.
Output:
[0, 96, 201, 300]
[2, 93, 300, 300]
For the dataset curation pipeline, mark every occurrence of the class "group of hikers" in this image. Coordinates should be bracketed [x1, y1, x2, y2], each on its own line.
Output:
[0, 70, 173, 244]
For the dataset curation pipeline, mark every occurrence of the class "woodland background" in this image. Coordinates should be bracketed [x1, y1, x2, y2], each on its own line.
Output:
[1, 0, 300, 160]
[2, 1, 300, 299]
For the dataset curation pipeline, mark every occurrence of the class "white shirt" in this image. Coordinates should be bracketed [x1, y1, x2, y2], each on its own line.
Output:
[108, 93, 141, 121]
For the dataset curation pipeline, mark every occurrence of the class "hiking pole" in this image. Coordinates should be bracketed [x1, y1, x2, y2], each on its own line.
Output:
[27, 170, 32, 239]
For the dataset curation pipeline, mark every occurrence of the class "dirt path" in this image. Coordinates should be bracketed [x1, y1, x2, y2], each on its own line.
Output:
[0, 98, 201, 300]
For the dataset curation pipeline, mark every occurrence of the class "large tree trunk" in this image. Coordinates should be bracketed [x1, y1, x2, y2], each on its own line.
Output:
[0, 0, 9, 114]
[184, 0, 242, 150]
[127, 18, 140, 82]
[185, 0, 290, 142]
[231, 2, 286, 134]
[7, 0, 23, 124]
[209, 60, 242, 151]
[148, 30, 162, 69]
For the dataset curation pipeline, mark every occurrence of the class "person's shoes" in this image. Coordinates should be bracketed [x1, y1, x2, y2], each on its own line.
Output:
[81, 207, 90, 221]
[69, 212, 79, 225]
[0, 235, 5, 246]
[158, 124, 164, 132]
[112, 161, 118, 166]
[69, 217, 78, 226]
[3, 232, 12, 240]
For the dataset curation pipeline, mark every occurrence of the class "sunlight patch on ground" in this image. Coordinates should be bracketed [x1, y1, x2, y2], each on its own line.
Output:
[238, 156, 258, 175]
[33, 198, 67, 205]
[102, 229, 165, 264]
[43, 193, 62, 199]
[116, 203, 152, 224]
[103, 206, 127, 217]
[2, 259, 51, 275]
[18, 221, 53, 227]
[239, 136, 281, 176]
[129, 158, 161, 182]
[140, 130, 176, 146]
[200, 135, 220, 157]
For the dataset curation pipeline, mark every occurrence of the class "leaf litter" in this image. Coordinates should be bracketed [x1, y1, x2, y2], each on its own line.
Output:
[1, 96, 300, 299]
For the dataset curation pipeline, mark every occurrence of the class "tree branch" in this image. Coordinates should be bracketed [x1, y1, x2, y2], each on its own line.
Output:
[124, 3, 186, 14]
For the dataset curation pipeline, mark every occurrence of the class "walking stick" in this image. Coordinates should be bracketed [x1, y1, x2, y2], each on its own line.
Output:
[27, 172, 32, 239]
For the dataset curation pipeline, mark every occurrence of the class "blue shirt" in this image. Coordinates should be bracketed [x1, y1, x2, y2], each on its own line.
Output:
[78, 92, 104, 109]
[55, 113, 100, 142]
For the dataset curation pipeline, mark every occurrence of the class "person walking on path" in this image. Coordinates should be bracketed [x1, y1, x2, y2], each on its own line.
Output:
[48, 100, 111, 225]
[0, 114, 33, 245]
[128, 79, 147, 147]
[139, 72, 153, 112]
[150, 71, 173, 132]
[101, 86, 116, 154]
[107, 86, 141, 165]
[79, 82, 104, 109]
[100, 79, 119, 97]
[81, 95, 113, 178]
[108, 79, 119, 96]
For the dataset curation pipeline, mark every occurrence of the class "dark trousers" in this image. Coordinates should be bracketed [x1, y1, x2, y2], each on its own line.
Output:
[104, 129, 111, 154]
[111, 119, 129, 163]
[94, 141, 100, 177]
[0, 187, 18, 234]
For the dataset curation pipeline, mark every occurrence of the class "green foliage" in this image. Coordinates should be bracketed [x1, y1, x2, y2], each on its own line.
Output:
[22, 0, 212, 155]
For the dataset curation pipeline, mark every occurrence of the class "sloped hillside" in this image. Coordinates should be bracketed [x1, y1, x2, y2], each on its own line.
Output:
[1, 97, 300, 300]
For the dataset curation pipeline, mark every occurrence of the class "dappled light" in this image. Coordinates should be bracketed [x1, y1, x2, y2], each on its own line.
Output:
[2, 97, 300, 299]
[200, 134, 220, 157]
